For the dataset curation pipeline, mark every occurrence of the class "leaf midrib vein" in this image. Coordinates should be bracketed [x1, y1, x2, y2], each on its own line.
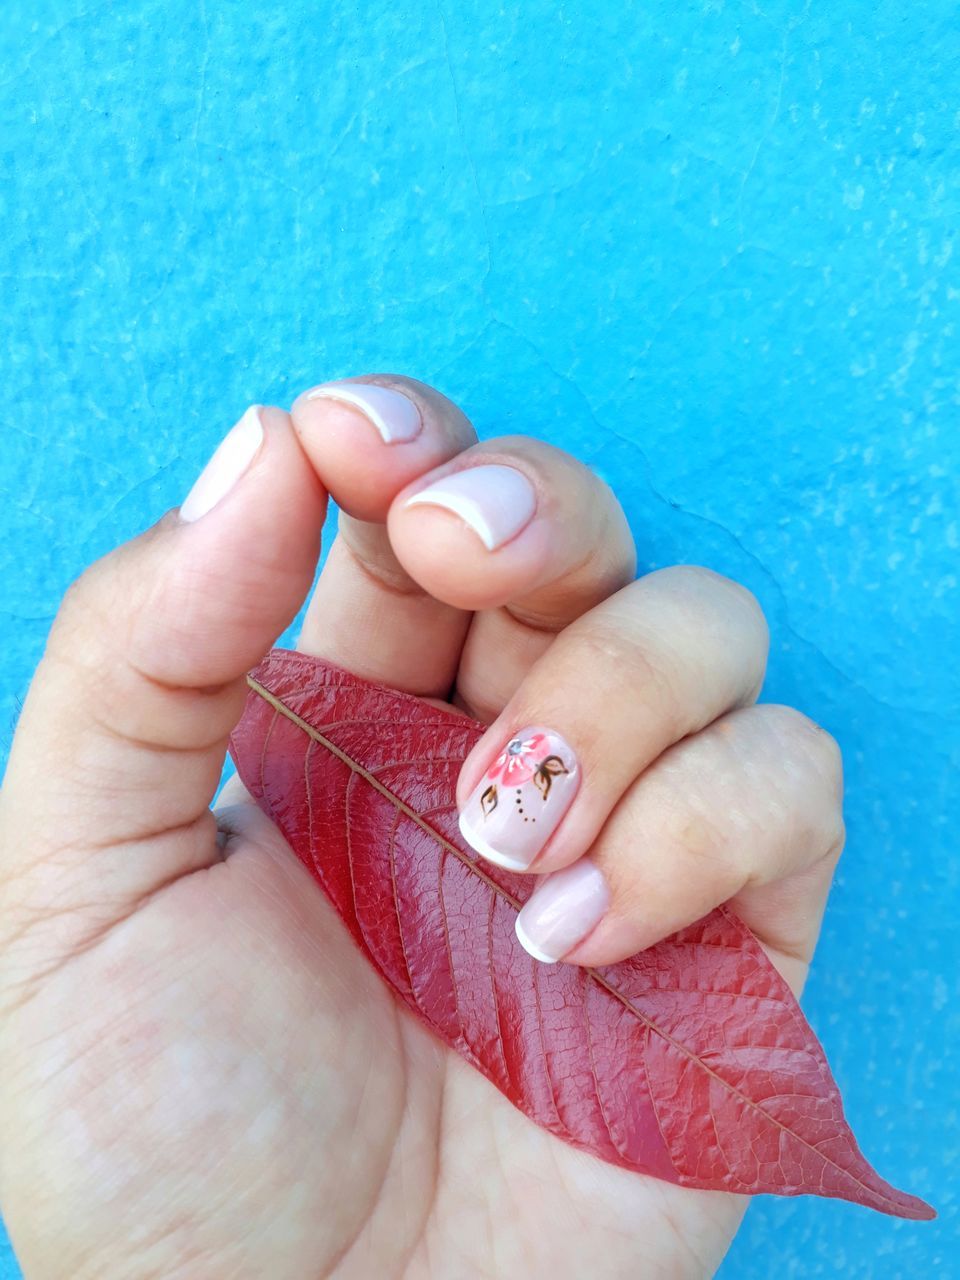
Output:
[246, 675, 906, 1212]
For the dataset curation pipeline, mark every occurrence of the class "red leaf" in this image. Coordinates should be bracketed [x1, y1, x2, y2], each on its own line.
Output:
[229, 649, 934, 1220]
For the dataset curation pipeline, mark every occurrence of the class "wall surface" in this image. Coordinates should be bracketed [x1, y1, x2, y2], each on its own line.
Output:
[1, 1, 957, 1276]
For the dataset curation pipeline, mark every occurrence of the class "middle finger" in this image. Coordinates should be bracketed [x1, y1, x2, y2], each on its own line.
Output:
[387, 435, 637, 719]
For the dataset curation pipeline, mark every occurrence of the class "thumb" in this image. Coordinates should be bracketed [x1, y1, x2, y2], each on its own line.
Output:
[0, 405, 325, 954]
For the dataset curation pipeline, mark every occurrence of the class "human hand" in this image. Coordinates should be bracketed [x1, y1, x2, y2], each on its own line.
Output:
[0, 377, 843, 1278]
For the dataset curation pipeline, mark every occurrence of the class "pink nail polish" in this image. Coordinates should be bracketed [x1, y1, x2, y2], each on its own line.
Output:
[404, 464, 537, 550]
[458, 727, 579, 870]
[514, 860, 610, 963]
[306, 382, 423, 444]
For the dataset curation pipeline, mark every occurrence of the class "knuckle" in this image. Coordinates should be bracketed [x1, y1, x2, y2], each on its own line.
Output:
[704, 570, 768, 643]
[766, 704, 843, 788]
[759, 704, 846, 849]
[49, 559, 126, 664]
[825, 818, 847, 864]
[815, 728, 844, 791]
[575, 621, 679, 714]
[663, 808, 728, 867]
[53, 565, 97, 631]
[756, 702, 819, 738]
[646, 565, 770, 650]
[42, 546, 235, 751]
[642, 764, 734, 871]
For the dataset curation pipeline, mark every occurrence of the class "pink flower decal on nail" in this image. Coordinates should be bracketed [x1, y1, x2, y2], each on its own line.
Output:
[486, 733, 548, 786]
[461, 725, 581, 870]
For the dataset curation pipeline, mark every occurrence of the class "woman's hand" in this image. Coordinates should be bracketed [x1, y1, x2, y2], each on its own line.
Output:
[0, 377, 843, 1278]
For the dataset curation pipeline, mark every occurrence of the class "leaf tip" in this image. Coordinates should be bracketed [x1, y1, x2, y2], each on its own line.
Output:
[906, 1197, 937, 1222]
[873, 1186, 937, 1221]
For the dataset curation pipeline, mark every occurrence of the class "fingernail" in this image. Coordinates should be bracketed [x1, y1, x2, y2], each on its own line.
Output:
[404, 465, 537, 550]
[514, 860, 610, 963]
[180, 406, 264, 523]
[458, 727, 579, 870]
[306, 382, 422, 444]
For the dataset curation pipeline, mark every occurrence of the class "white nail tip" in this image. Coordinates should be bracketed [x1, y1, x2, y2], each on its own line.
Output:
[405, 489, 499, 550]
[306, 383, 422, 444]
[457, 813, 531, 871]
[404, 465, 537, 551]
[514, 915, 562, 964]
[180, 405, 263, 523]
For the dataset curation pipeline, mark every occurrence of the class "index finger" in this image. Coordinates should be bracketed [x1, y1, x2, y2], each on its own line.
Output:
[289, 375, 477, 698]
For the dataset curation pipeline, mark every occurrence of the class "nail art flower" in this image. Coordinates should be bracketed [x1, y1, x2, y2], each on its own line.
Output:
[486, 733, 548, 786]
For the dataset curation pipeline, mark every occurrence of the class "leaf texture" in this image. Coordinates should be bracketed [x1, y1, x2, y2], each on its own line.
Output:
[228, 649, 934, 1220]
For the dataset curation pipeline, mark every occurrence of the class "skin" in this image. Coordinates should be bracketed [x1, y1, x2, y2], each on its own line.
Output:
[0, 376, 843, 1278]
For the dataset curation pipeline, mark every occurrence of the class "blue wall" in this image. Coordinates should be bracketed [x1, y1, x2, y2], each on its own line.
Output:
[1, 2, 957, 1274]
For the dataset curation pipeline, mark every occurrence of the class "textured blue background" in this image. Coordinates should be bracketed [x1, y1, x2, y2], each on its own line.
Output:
[1, 2, 957, 1275]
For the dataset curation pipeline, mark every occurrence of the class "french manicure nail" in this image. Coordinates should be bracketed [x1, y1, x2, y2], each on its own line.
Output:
[514, 860, 610, 963]
[458, 727, 579, 870]
[404, 464, 537, 550]
[179, 406, 263, 523]
[306, 382, 422, 444]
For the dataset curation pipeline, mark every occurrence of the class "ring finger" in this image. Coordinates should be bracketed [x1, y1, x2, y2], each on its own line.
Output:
[455, 566, 769, 873]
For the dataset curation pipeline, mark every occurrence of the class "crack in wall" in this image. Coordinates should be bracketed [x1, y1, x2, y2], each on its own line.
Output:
[486, 319, 955, 726]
